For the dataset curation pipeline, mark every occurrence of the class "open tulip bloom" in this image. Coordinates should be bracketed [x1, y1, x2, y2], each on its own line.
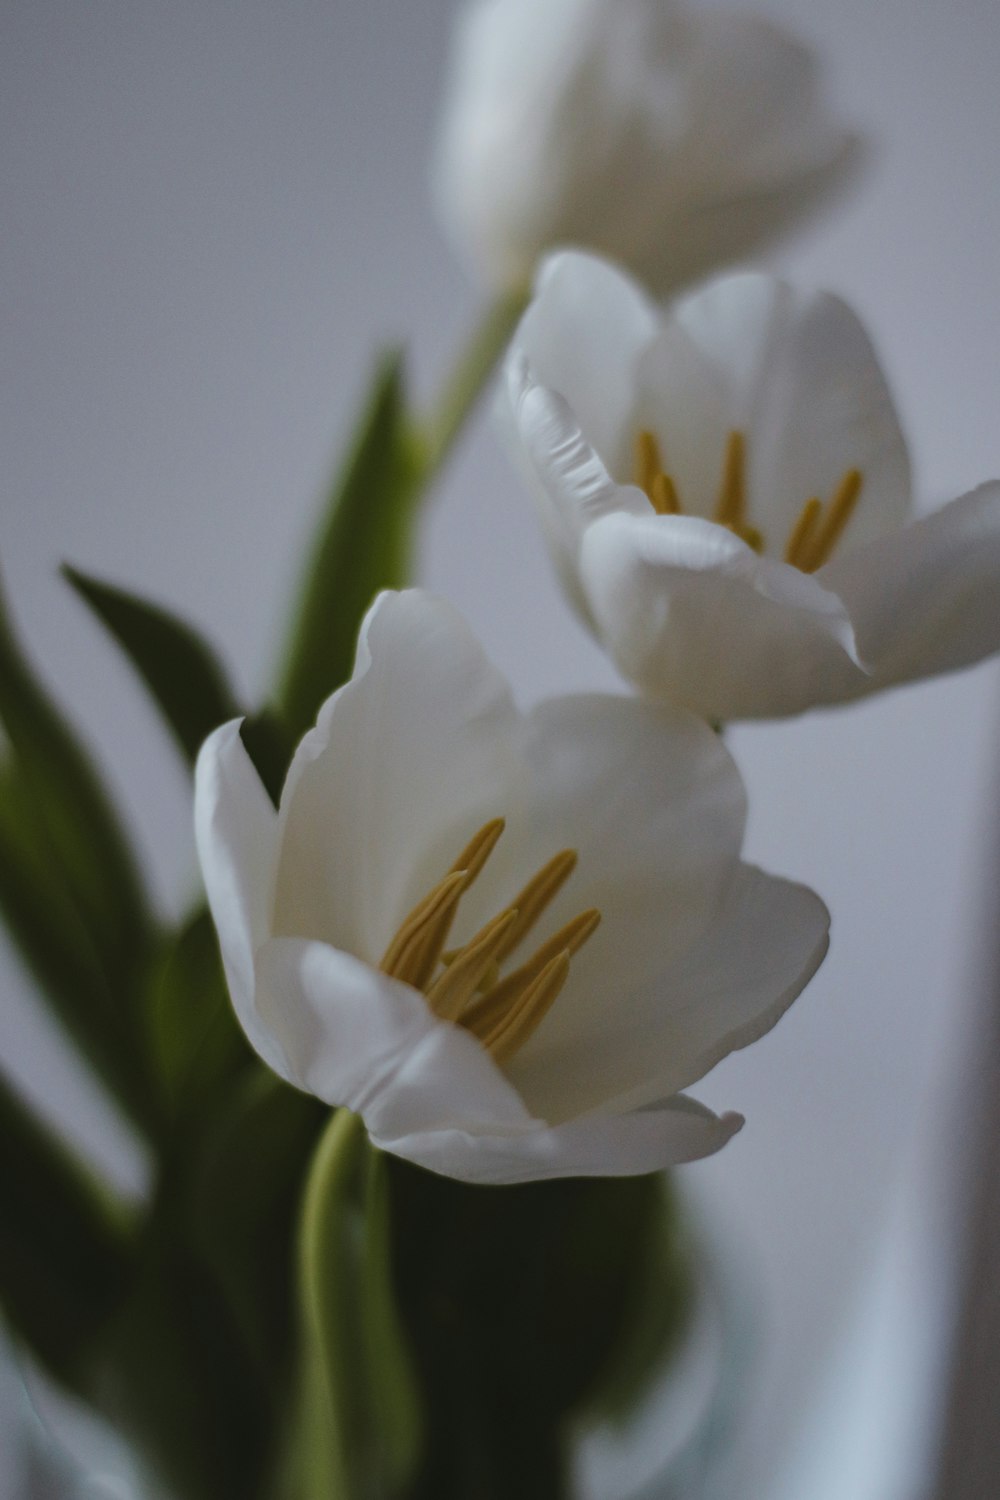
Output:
[195, 590, 829, 1185]
[434, 0, 856, 296]
[503, 252, 1000, 720]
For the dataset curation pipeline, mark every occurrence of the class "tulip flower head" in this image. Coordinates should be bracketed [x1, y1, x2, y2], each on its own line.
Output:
[433, 0, 857, 295]
[502, 252, 1000, 719]
[196, 590, 829, 1183]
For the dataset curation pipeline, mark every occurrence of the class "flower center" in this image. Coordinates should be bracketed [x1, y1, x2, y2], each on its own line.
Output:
[379, 818, 600, 1065]
[633, 427, 863, 572]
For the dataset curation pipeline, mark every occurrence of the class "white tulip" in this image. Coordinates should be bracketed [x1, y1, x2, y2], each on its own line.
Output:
[433, 0, 856, 294]
[502, 252, 1000, 719]
[195, 589, 828, 1184]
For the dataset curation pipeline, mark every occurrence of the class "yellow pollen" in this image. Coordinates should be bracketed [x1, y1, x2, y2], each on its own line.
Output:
[631, 424, 864, 569]
[379, 819, 600, 1064]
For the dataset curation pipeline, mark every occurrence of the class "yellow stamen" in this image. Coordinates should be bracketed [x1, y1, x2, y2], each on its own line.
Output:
[379, 870, 467, 985]
[634, 424, 867, 569]
[408, 816, 507, 989]
[480, 952, 572, 1064]
[634, 428, 663, 498]
[784, 496, 823, 567]
[461, 908, 601, 1035]
[377, 819, 599, 1065]
[650, 471, 682, 515]
[425, 908, 520, 1023]
[715, 430, 747, 528]
[449, 817, 506, 883]
[799, 469, 863, 572]
[495, 849, 578, 962]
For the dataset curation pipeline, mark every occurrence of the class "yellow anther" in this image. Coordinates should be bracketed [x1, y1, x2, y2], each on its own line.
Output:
[449, 817, 506, 883]
[650, 471, 682, 515]
[784, 496, 823, 567]
[799, 469, 863, 572]
[634, 428, 663, 498]
[479, 952, 572, 1064]
[408, 816, 506, 989]
[632, 424, 863, 570]
[462, 908, 601, 1035]
[495, 849, 578, 962]
[715, 430, 747, 528]
[425, 908, 520, 1023]
[378, 820, 598, 1065]
[380, 870, 468, 985]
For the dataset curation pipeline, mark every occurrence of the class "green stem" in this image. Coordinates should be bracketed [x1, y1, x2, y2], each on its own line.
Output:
[296, 1107, 369, 1500]
[421, 286, 530, 478]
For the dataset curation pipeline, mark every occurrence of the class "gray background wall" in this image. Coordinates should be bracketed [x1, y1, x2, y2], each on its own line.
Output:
[2, 2, 999, 1495]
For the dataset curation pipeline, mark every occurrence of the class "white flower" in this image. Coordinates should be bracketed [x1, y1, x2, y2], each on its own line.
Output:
[433, 0, 856, 295]
[502, 252, 1000, 719]
[195, 590, 828, 1185]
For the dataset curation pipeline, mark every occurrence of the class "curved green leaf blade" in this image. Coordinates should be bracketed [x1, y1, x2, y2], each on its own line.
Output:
[276, 352, 421, 744]
[62, 565, 242, 768]
[0, 570, 151, 971]
[0, 761, 155, 1123]
[0, 1071, 134, 1392]
[145, 907, 249, 1118]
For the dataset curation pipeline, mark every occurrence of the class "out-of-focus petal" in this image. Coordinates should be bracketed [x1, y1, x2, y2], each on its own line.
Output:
[579, 511, 866, 718]
[819, 482, 1000, 690]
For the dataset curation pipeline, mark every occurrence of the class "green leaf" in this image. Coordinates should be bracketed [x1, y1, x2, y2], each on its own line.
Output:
[0, 761, 155, 1127]
[62, 565, 243, 769]
[0, 1070, 135, 1392]
[276, 352, 421, 745]
[292, 1110, 421, 1500]
[239, 709, 295, 810]
[187, 1068, 323, 1382]
[145, 908, 249, 1118]
[98, 1220, 273, 1500]
[0, 570, 151, 974]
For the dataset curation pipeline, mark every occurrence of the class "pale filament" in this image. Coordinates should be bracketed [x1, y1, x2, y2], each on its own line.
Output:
[379, 819, 600, 1065]
[633, 428, 862, 572]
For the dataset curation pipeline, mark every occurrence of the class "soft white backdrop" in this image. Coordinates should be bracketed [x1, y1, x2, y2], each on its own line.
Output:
[2, 2, 999, 1494]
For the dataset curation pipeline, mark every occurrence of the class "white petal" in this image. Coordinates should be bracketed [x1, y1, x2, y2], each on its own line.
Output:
[272, 591, 525, 963]
[637, 146, 862, 297]
[635, 274, 911, 554]
[433, 1, 854, 298]
[579, 510, 868, 718]
[819, 482, 1000, 692]
[254, 937, 533, 1139]
[512, 251, 658, 463]
[509, 864, 829, 1122]
[385, 1093, 743, 1185]
[253, 939, 743, 1186]
[194, 721, 283, 1075]
[432, 0, 696, 291]
[451, 690, 744, 984]
[665, 14, 850, 190]
[501, 360, 649, 627]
